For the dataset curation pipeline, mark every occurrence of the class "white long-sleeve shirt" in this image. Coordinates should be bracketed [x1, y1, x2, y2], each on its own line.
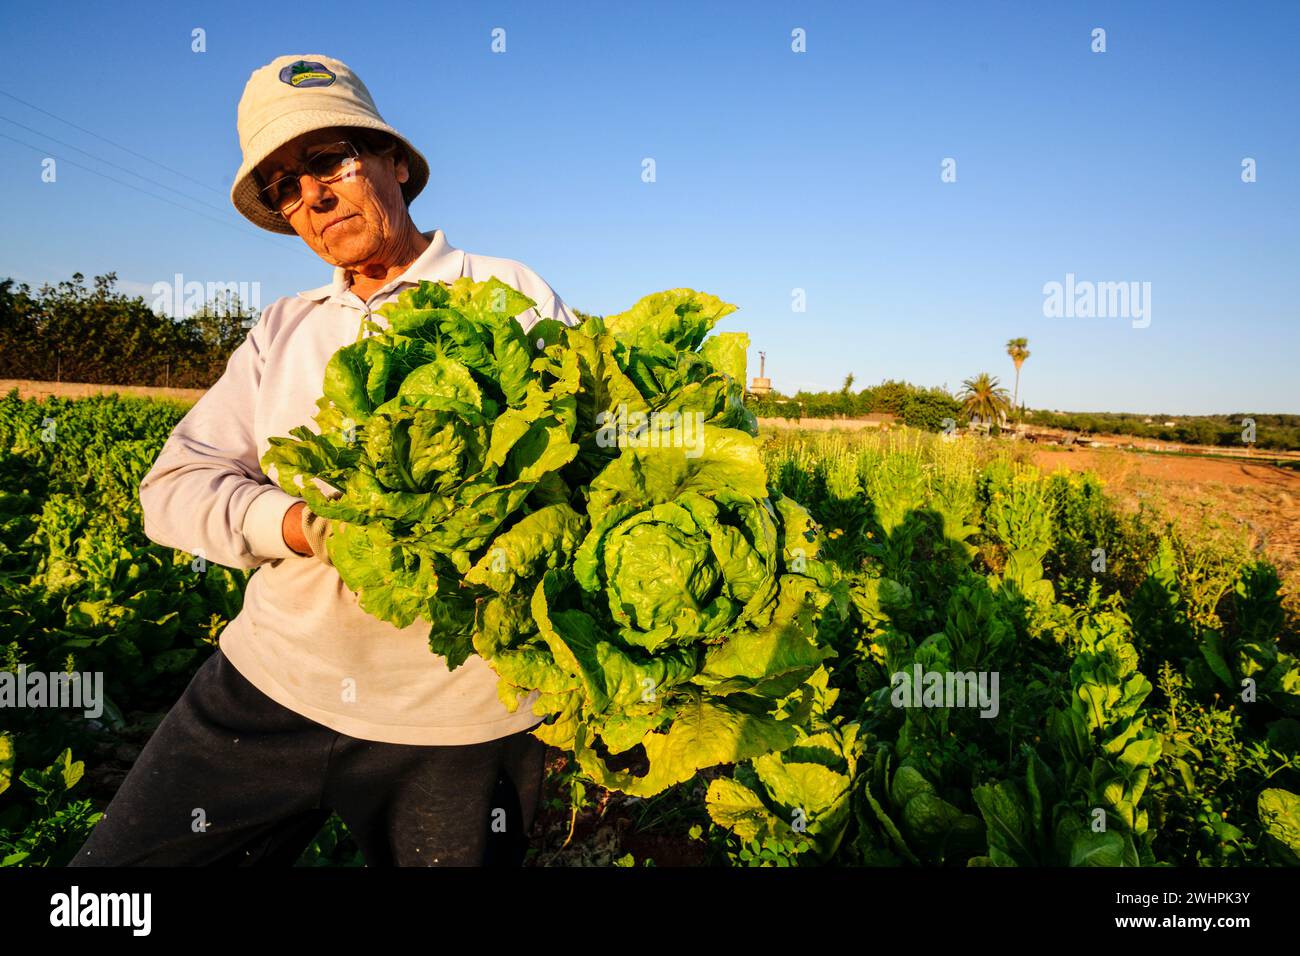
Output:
[139, 228, 578, 744]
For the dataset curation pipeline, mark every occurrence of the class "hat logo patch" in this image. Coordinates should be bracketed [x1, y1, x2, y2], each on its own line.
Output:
[279, 60, 336, 88]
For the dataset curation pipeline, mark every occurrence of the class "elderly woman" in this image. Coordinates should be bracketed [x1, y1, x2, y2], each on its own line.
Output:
[69, 55, 577, 866]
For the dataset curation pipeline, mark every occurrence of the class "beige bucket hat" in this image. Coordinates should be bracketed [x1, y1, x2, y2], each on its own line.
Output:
[230, 54, 429, 234]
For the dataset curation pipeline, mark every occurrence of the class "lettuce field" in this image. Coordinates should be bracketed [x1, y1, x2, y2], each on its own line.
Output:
[1, 383, 1299, 867]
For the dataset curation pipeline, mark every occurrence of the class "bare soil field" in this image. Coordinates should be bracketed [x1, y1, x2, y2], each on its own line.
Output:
[1031, 445, 1300, 597]
[1, 379, 205, 403]
[759, 416, 890, 432]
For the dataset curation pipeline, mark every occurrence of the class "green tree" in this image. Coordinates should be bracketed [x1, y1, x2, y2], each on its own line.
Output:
[1005, 337, 1030, 417]
[0, 272, 258, 387]
[959, 372, 1011, 429]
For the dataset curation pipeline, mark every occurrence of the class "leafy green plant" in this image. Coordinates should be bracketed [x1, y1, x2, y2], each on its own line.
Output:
[1257, 788, 1300, 865]
[4, 374, 1298, 868]
[706, 669, 862, 864]
[0, 738, 101, 867]
[263, 279, 839, 798]
[1147, 663, 1299, 865]
[295, 813, 364, 867]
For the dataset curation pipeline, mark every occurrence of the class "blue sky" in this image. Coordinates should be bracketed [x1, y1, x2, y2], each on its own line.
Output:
[1, 1, 1296, 414]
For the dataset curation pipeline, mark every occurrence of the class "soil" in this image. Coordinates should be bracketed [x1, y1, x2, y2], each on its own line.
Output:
[1029, 445, 1300, 599]
[0, 379, 205, 403]
[524, 750, 714, 867]
[759, 416, 891, 432]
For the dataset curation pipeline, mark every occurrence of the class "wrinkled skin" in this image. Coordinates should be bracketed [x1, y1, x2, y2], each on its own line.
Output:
[255, 125, 428, 301]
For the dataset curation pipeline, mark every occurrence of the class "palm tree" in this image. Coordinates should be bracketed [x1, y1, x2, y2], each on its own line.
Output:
[959, 373, 1012, 429]
[1005, 337, 1030, 417]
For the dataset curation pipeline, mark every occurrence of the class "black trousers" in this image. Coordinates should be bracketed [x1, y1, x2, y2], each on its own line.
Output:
[68, 649, 548, 866]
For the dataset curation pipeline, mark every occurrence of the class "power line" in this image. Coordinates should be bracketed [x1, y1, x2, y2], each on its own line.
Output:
[0, 88, 334, 271]
[0, 114, 243, 220]
[0, 130, 292, 252]
[0, 87, 227, 196]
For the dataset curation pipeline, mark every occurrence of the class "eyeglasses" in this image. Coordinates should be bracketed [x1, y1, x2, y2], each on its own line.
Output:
[257, 141, 361, 216]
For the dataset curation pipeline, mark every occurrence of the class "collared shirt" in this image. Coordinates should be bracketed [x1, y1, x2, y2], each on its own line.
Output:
[296, 227, 577, 330]
[138, 228, 577, 745]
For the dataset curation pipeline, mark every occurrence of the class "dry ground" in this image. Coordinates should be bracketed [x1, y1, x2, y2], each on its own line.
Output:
[0, 379, 205, 403]
[1030, 445, 1300, 600]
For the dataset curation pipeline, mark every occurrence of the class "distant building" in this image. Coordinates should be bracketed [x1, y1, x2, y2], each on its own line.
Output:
[749, 351, 772, 398]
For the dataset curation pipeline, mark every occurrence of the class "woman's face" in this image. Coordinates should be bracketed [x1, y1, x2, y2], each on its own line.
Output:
[256, 126, 411, 269]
